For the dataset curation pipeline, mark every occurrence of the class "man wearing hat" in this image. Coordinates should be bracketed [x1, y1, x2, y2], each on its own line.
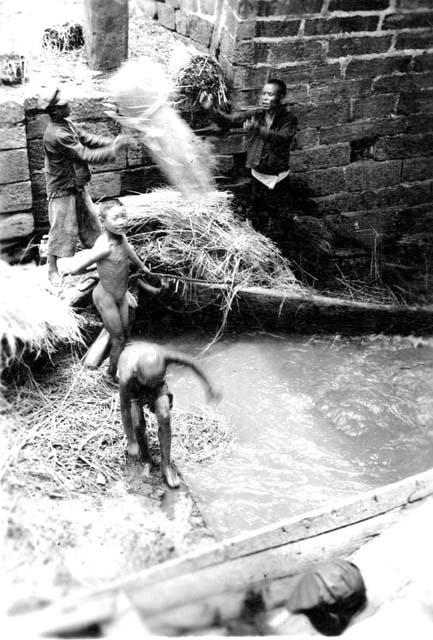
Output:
[42, 88, 130, 285]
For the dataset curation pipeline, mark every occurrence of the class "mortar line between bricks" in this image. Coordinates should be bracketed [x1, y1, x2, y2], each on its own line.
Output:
[251, 29, 433, 44]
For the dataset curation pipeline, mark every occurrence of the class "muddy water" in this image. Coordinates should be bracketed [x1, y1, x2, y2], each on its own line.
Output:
[163, 332, 433, 539]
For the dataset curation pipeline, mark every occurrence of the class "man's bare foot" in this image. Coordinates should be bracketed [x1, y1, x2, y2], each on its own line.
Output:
[142, 461, 152, 477]
[48, 270, 61, 287]
[162, 462, 180, 489]
[127, 442, 139, 457]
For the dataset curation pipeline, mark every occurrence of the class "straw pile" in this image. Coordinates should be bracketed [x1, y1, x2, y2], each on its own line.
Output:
[3, 353, 231, 498]
[109, 58, 216, 196]
[171, 50, 228, 112]
[125, 188, 299, 286]
[0, 262, 82, 372]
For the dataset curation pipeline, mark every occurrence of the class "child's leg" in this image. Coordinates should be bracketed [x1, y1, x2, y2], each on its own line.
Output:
[154, 396, 180, 489]
[131, 400, 153, 476]
[93, 286, 126, 379]
[119, 296, 130, 342]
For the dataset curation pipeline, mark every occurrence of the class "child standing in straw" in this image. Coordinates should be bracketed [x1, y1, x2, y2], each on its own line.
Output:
[63, 198, 160, 381]
[118, 341, 222, 488]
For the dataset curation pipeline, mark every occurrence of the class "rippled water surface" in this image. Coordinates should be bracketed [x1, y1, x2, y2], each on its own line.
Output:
[164, 332, 433, 538]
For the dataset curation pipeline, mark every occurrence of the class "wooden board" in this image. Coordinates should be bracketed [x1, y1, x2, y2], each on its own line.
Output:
[17, 466, 433, 637]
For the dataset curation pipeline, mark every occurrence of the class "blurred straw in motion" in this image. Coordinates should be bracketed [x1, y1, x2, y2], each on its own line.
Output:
[108, 58, 216, 196]
[0, 261, 83, 373]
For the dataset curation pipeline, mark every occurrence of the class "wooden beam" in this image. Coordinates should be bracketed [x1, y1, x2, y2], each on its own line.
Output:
[83, 0, 128, 71]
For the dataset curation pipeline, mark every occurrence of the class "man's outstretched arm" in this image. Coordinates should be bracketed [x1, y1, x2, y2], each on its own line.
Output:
[165, 350, 222, 402]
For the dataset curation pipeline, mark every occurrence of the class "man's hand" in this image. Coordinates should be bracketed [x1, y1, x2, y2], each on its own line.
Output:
[199, 90, 214, 111]
[113, 134, 132, 152]
[206, 385, 223, 404]
[243, 116, 260, 131]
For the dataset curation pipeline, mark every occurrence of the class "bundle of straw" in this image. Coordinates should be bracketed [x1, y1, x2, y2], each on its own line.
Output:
[0, 261, 82, 371]
[171, 50, 228, 112]
[108, 59, 216, 196]
[124, 189, 299, 290]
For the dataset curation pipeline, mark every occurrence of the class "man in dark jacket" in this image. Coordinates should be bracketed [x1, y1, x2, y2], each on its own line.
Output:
[200, 79, 297, 235]
[42, 88, 129, 285]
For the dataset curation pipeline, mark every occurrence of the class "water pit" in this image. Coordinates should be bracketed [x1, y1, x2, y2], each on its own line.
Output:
[164, 331, 433, 538]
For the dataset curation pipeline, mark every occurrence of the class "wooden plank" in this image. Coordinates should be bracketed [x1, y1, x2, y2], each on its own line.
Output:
[20, 468, 433, 637]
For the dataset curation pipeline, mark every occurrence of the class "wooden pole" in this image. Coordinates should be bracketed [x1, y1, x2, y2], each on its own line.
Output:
[83, 0, 129, 71]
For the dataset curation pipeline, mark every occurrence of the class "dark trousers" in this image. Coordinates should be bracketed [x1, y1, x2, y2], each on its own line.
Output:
[248, 174, 294, 248]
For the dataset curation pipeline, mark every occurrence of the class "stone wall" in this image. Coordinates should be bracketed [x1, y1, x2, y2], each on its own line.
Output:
[0, 99, 33, 262]
[154, 0, 433, 227]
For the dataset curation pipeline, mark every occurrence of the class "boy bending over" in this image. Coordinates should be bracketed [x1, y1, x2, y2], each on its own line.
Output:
[118, 341, 222, 488]
[64, 198, 159, 380]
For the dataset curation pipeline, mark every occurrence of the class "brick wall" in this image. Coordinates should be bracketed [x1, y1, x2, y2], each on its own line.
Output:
[0, 99, 33, 262]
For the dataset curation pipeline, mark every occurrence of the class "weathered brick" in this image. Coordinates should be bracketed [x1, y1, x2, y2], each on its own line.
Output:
[232, 41, 268, 65]
[157, 2, 176, 29]
[328, 35, 391, 58]
[215, 154, 234, 174]
[402, 157, 433, 182]
[76, 120, 120, 138]
[317, 181, 433, 212]
[303, 167, 346, 195]
[0, 101, 24, 125]
[175, 10, 191, 35]
[126, 141, 153, 168]
[310, 79, 372, 103]
[268, 40, 326, 65]
[295, 101, 350, 127]
[70, 96, 107, 121]
[0, 212, 34, 239]
[305, 16, 379, 36]
[256, 0, 323, 17]
[26, 114, 50, 140]
[329, 0, 389, 9]
[383, 11, 433, 30]
[352, 94, 397, 120]
[271, 62, 341, 85]
[237, 18, 257, 40]
[0, 181, 32, 213]
[345, 160, 401, 192]
[397, 90, 433, 115]
[30, 170, 47, 199]
[139, 0, 157, 17]
[345, 55, 412, 78]
[285, 84, 309, 104]
[395, 31, 433, 51]
[373, 133, 433, 160]
[373, 72, 433, 93]
[233, 89, 262, 109]
[406, 113, 433, 133]
[320, 117, 406, 144]
[0, 149, 29, 184]
[290, 143, 350, 171]
[32, 197, 48, 229]
[28, 139, 45, 172]
[296, 128, 320, 148]
[90, 171, 122, 199]
[413, 53, 433, 73]
[198, 0, 215, 14]
[230, 65, 270, 89]
[219, 29, 235, 59]
[120, 166, 165, 193]
[189, 15, 214, 46]
[255, 19, 301, 38]
[180, 0, 198, 11]
[396, 0, 432, 7]
[0, 124, 26, 150]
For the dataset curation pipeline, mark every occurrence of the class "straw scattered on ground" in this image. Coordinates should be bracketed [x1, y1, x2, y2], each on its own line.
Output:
[0, 261, 83, 372]
[2, 352, 232, 498]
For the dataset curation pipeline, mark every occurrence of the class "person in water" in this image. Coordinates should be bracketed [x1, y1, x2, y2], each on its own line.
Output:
[118, 341, 222, 488]
[64, 198, 160, 380]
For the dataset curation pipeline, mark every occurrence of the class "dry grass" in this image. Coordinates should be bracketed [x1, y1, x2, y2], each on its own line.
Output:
[2, 352, 232, 498]
[0, 262, 83, 371]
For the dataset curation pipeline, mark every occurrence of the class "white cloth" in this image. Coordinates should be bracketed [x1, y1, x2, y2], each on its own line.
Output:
[251, 168, 290, 190]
